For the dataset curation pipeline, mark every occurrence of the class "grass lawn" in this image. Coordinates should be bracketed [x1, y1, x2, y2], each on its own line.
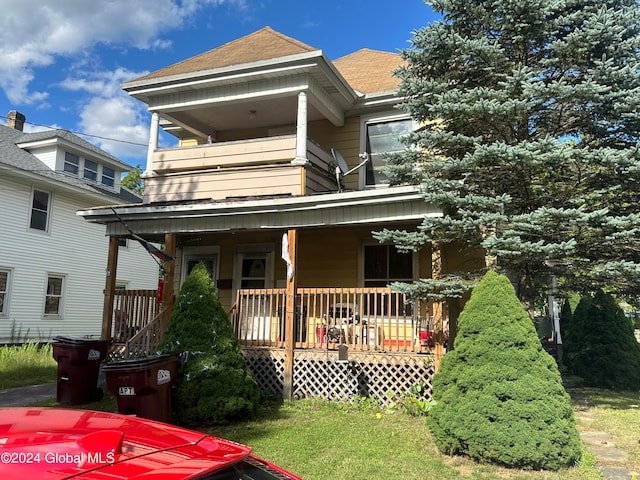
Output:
[210, 399, 604, 480]
[0, 343, 56, 389]
[3, 344, 639, 479]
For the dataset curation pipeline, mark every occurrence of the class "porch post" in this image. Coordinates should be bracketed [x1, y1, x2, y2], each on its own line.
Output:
[283, 229, 298, 401]
[144, 112, 159, 177]
[160, 233, 177, 335]
[292, 92, 308, 165]
[431, 242, 446, 372]
[101, 236, 120, 340]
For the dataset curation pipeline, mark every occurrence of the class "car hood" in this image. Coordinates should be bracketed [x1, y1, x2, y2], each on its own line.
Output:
[0, 407, 250, 479]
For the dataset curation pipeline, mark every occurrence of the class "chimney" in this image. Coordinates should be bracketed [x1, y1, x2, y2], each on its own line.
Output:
[7, 110, 25, 131]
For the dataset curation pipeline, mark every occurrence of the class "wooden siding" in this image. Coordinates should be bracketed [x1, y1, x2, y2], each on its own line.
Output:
[144, 164, 305, 202]
[0, 173, 158, 344]
[153, 135, 298, 172]
[145, 135, 340, 203]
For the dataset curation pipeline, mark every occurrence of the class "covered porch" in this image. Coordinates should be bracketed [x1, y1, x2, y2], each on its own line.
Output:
[80, 186, 450, 401]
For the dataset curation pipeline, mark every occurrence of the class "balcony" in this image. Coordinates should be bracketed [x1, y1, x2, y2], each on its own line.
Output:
[144, 134, 337, 203]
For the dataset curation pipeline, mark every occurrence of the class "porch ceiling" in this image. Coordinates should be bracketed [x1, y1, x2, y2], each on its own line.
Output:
[78, 186, 441, 238]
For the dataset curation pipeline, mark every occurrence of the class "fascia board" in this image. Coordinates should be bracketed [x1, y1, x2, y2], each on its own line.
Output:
[78, 186, 437, 223]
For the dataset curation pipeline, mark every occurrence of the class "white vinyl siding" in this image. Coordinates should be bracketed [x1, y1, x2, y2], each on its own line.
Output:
[0, 173, 158, 343]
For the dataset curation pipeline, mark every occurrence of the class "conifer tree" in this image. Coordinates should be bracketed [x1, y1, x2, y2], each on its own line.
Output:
[565, 291, 640, 390]
[159, 263, 260, 426]
[378, 0, 640, 311]
[428, 271, 581, 470]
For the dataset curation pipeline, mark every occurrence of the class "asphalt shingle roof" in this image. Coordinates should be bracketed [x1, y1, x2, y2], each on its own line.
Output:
[127, 27, 403, 95]
[0, 124, 141, 203]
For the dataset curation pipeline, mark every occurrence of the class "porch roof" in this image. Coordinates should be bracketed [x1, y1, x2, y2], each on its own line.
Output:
[77, 185, 440, 238]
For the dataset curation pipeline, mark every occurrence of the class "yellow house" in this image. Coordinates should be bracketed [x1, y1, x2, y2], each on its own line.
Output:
[79, 27, 483, 402]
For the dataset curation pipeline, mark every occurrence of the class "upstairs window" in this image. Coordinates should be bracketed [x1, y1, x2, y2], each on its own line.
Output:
[0, 269, 10, 317]
[30, 189, 51, 232]
[84, 159, 98, 181]
[101, 166, 115, 187]
[362, 115, 413, 187]
[64, 152, 79, 175]
[44, 274, 65, 316]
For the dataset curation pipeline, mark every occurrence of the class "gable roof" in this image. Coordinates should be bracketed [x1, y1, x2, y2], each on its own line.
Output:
[132, 27, 319, 83]
[0, 124, 141, 203]
[333, 48, 404, 94]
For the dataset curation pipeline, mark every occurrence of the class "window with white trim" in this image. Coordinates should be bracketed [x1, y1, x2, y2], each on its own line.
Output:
[83, 159, 98, 181]
[30, 189, 51, 232]
[102, 166, 115, 187]
[64, 152, 79, 175]
[361, 114, 414, 187]
[0, 269, 10, 317]
[44, 274, 65, 316]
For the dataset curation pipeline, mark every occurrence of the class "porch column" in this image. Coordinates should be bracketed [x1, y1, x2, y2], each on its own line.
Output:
[101, 236, 120, 340]
[292, 92, 308, 165]
[160, 233, 177, 336]
[144, 112, 159, 177]
[283, 229, 298, 401]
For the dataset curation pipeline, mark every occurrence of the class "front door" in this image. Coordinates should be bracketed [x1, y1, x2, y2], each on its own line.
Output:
[234, 246, 274, 341]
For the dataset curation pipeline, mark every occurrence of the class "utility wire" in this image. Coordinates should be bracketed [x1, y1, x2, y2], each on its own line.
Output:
[0, 113, 147, 147]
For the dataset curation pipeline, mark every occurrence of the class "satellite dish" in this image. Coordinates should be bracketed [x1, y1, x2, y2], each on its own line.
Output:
[330, 149, 369, 192]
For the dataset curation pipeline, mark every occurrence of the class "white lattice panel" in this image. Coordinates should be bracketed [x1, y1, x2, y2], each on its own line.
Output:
[243, 349, 434, 406]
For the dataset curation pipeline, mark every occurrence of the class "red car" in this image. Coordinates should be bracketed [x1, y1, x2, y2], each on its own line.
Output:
[0, 407, 301, 479]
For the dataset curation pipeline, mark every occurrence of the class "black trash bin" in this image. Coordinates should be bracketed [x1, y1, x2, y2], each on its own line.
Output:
[277, 306, 307, 342]
[52, 335, 109, 405]
[102, 355, 178, 423]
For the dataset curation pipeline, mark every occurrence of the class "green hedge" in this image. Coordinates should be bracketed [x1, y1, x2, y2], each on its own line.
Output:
[159, 263, 260, 426]
[427, 271, 581, 471]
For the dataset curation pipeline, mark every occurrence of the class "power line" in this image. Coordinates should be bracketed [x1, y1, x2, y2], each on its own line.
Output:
[0, 113, 147, 147]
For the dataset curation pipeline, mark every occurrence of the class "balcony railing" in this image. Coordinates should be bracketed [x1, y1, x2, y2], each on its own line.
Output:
[145, 135, 337, 203]
[230, 287, 443, 353]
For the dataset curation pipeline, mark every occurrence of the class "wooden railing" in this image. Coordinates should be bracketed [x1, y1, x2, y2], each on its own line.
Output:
[111, 289, 160, 357]
[123, 308, 166, 358]
[231, 287, 442, 353]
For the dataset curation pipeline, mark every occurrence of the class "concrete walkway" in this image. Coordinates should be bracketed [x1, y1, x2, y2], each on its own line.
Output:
[0, 383, 56, 407]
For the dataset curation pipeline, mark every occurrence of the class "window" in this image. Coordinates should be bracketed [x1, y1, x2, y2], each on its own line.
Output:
[30, 189, 51, 231]
[0, 269, 10, 316]
[64, 152, 79, 175]
[83, 159, 98, 181]
[44, 274, 65, 316]
[364, 245, 413, 286]
[362, 116, 413, 187]
[363, 244, 414, 316]
[102, 166, 115, 187]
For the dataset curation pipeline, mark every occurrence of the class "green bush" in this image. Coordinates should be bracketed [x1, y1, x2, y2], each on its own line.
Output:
[159, 263, 260, 426]
[427, 271, 581, 471]
[565, 291, 640, 390]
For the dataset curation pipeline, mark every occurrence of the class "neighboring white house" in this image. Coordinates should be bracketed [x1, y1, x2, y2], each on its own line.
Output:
[0, 111, 159, 344]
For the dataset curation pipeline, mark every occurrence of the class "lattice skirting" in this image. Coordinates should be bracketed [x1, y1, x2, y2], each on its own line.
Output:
[242, 348, 435, 406]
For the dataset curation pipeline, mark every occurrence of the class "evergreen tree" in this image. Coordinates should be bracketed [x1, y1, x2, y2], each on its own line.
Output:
[428, 271, 581, 470]
[378, 0, 640, 311]
[159, 263, 260, 426]
[565, 290, 640, 390]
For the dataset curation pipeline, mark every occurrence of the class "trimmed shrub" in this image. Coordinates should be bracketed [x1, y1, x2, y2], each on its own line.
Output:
[566, 290, 640, 390]
[427, 271, 581, 471]
[159, 263, 260, 426]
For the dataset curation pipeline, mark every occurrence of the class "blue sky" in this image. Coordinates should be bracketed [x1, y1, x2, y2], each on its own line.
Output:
[0, 0, 439, 167]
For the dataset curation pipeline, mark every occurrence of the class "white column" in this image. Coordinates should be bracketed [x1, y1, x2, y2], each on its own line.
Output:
[293, 92, 308, 165]
[144, 112, 159, 177]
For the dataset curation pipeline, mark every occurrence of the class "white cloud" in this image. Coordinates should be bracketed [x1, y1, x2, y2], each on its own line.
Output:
[0, 0, 248, 164]
[0, 0, 246, 104]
